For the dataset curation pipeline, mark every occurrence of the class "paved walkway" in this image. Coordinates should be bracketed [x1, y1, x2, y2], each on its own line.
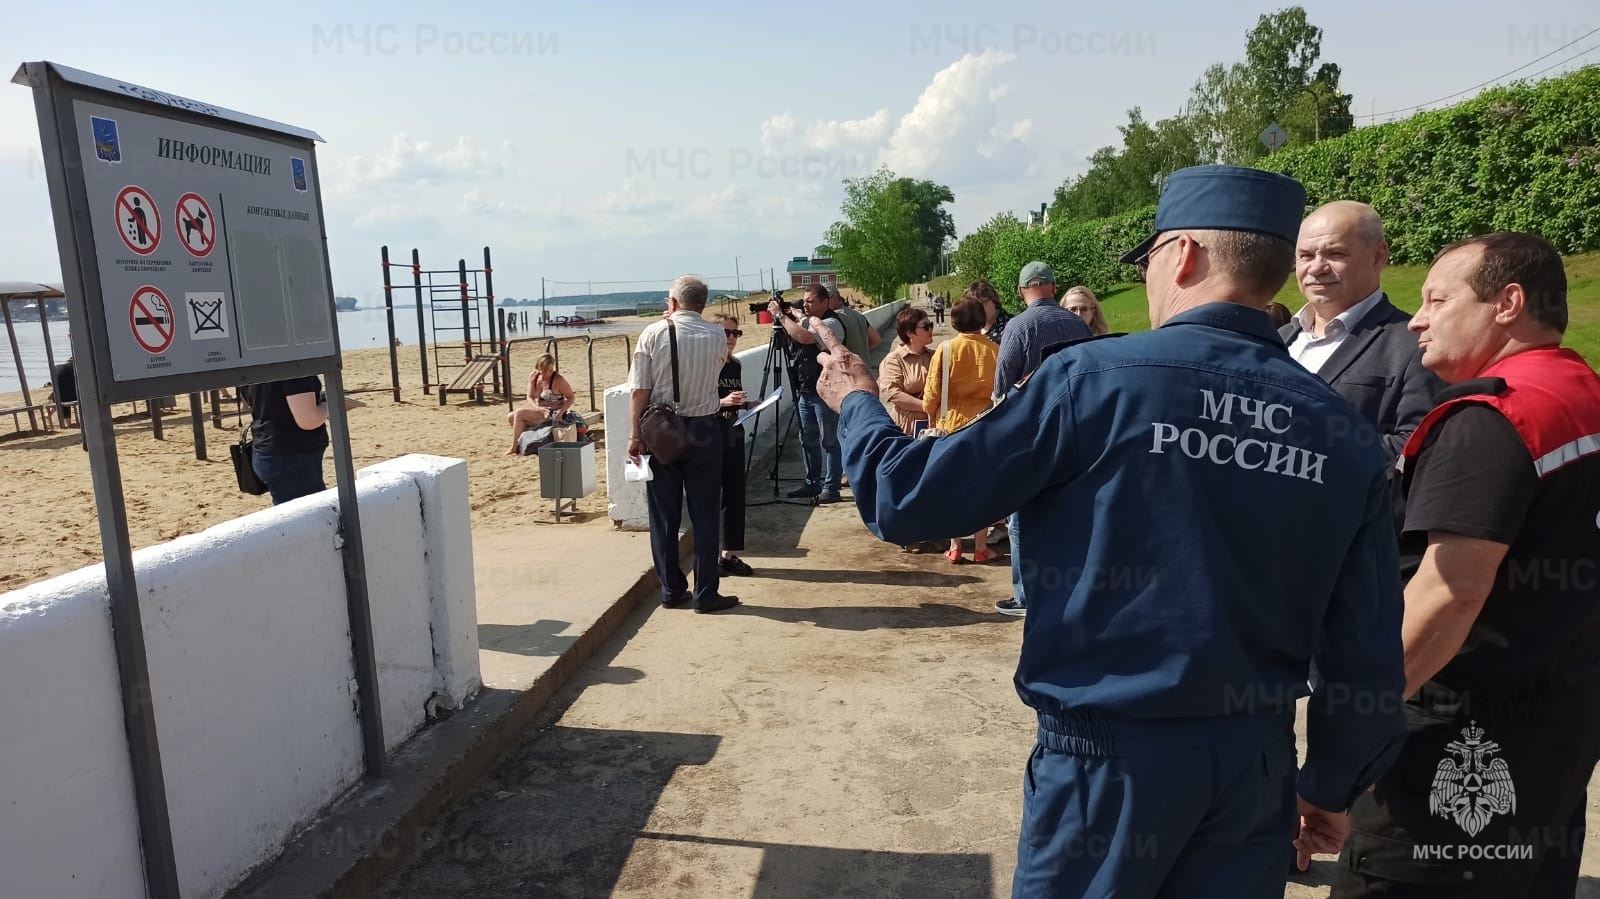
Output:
[372, 310, 1600, 898]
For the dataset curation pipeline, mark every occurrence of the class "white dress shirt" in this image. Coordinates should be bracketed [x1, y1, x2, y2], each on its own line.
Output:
[1287, 287, 1385, 374]
[629, 311, 727, 417]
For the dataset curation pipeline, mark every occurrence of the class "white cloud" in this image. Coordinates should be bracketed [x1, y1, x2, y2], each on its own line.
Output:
[759, 109, 891, 155]
[879, 49, 1034, 182]
[593, 179, 674, 217]
[332, 133, 514, 193]
[347, 200, 440, 235]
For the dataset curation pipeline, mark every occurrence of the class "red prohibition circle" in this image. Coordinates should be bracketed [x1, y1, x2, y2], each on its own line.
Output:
[129, 286, 174, 354]
[114, 185, 161, 256]
[174, 192, 216, 258]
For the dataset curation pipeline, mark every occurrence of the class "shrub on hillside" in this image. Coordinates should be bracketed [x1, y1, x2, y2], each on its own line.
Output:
[1258, 66, 1600, 263]
[983, 207, 1155, 311]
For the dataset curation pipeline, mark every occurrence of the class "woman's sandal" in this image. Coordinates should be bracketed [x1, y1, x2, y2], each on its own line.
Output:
[945, 546, 964, 564]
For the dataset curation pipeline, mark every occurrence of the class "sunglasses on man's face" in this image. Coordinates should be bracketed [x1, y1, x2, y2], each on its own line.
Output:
[725, 329, 743, 338]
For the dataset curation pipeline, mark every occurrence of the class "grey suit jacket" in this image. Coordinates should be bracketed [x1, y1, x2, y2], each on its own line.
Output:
[1280, 295, 1444, 468]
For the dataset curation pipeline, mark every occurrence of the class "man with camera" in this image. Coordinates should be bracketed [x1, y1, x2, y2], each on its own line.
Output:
[830, 287, 880, 359]
[769, 284, 847, 503]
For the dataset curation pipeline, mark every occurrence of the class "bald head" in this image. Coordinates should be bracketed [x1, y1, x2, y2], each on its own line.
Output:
[1305, 201, 1385, 246]
[1295, 201, 1390, 325]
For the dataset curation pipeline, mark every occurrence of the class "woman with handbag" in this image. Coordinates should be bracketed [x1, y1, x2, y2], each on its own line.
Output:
[714, 315, 755, 577]
[922, 297, 1000, 564]
[242, 377, 330, 505]
[879, 307, 935, 436]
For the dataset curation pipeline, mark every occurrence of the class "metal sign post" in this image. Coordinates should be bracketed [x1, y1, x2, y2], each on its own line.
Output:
[15, 61, 385, 897]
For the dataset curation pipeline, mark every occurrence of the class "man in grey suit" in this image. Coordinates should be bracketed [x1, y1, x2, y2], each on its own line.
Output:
[1281, 201, 1443, 467]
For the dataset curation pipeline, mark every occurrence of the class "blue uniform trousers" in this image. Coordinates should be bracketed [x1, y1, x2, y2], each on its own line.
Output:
[1014, 711, 1296, 899]
[645, 415, 723, 608]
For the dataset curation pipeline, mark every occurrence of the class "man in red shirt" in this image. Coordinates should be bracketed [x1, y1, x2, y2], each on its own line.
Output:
[1331, 232, 1600, 897]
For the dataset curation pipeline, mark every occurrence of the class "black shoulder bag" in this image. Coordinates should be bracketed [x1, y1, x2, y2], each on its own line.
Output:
[637, 320, 692, 464]
[230, 423, 270, 496]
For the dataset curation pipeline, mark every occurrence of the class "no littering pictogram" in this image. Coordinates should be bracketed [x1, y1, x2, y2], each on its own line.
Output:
[129, 286, 174, 354]
[115, 185, 161, 255]
[174, 192, 215, 258]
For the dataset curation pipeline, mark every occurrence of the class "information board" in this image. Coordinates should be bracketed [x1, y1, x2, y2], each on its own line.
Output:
[20, 62, 338, 402]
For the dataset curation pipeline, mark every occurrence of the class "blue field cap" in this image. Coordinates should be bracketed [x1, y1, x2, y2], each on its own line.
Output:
[1119, 165, 1308, 265]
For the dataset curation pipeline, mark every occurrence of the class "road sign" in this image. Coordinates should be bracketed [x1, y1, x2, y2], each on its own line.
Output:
[173, 192, 215, 258]
[114, 185, 160, 255]
[1260, 122, 1289, 153]
[129, 286, 174, 354]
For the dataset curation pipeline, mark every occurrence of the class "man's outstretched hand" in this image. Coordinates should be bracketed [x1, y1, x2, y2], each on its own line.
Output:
[815, 324, 878, 413]
[1292, 796, 1352, 872]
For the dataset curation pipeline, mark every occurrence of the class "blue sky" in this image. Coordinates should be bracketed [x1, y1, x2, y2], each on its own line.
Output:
[2, 0, 1596, 302]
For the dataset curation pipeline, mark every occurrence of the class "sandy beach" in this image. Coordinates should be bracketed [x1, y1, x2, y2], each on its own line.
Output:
[0, 299, 785, 591]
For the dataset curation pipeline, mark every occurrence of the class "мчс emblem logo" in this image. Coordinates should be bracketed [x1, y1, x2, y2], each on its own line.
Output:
[1429, 720, 1516, 837]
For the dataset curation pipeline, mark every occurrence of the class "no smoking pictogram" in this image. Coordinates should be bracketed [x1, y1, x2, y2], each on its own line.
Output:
[129, 286, 174, 354]
[114, 185, 161, 255]
[174, 192, 215, 258]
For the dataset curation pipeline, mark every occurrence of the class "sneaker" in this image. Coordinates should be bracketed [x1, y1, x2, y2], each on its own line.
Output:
[696, 595, 742, 614]
[994, 598, 1026, 617]
[720, 555, 754, 576]
[818, 492, 842, 505]
[787, 484, 821, 499]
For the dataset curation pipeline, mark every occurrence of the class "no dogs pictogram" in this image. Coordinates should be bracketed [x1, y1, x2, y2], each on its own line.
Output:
[174, 192, 215, 257]
[115, 185, 161, 255]
[129, 286, 174, 354]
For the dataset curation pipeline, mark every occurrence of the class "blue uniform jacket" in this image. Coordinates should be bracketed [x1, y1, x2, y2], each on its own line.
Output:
[837, 303, 1406, 812]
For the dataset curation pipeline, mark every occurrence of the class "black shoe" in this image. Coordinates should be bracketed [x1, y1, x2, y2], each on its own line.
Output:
[787, 484, 821, 499]
[661, 590, 690, 608]
[696, 595, 742, 614]
[720, 555, 754, 576]
[818, 492, 842, 504]
[994, 598, 1027, 617]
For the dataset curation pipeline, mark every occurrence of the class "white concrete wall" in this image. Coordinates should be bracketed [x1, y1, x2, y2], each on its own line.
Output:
[607, 301, 905, 529]
[0, 453, 479, 899]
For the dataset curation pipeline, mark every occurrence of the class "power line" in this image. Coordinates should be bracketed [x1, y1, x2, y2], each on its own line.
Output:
[1368, 26, 1600, 121]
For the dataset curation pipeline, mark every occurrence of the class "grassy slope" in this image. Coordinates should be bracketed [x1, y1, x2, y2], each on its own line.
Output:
[1081, 252, 1600, 365]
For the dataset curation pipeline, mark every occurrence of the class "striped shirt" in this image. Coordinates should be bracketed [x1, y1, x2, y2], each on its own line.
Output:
[629, 312, 727, 417]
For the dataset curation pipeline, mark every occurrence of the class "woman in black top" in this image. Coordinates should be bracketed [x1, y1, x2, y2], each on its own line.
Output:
[715, 315, 754, 576]
[245, 376, 330, 505]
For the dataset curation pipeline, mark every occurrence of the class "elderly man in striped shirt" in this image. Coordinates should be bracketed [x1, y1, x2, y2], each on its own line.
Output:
[628, 275, 742, 614]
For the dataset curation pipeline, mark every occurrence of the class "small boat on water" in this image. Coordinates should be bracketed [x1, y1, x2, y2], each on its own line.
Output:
[546, 315, 607, 326]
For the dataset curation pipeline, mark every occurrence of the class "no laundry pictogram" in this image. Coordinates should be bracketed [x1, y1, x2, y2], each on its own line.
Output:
[129, 286, 174, 354]
[115, 185, 160, 255]
[174, 192, 215, 258]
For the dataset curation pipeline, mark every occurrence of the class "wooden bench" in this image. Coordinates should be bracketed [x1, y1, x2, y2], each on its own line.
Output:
[438, 354, 503, 405]
[0, 403, 52, 434]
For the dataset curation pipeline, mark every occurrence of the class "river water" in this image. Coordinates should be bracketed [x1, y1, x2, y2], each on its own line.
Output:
[0, 305, 645, 395]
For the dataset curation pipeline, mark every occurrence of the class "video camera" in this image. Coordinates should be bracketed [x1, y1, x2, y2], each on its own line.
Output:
[750, 290, 793, 316]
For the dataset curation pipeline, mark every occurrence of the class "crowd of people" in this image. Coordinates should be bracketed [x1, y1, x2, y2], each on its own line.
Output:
[624, 163, 1600, 898]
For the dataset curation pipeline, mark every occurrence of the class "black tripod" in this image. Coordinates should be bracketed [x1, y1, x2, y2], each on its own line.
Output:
[745, 316, 814, 508]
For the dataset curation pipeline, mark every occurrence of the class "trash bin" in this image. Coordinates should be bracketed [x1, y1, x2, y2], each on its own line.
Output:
[538, 441, 597, 502]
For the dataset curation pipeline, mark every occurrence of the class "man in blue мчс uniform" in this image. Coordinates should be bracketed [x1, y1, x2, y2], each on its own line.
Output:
[812, 166, 1407, 898]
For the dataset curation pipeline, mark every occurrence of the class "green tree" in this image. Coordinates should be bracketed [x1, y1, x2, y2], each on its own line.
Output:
[888, 178, 958, 279]
[1050, 108, 1203, 222]
[952, 211, 1023, 281]
[1186, 7, 1354, 163]
[824, 166, 929, 303]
